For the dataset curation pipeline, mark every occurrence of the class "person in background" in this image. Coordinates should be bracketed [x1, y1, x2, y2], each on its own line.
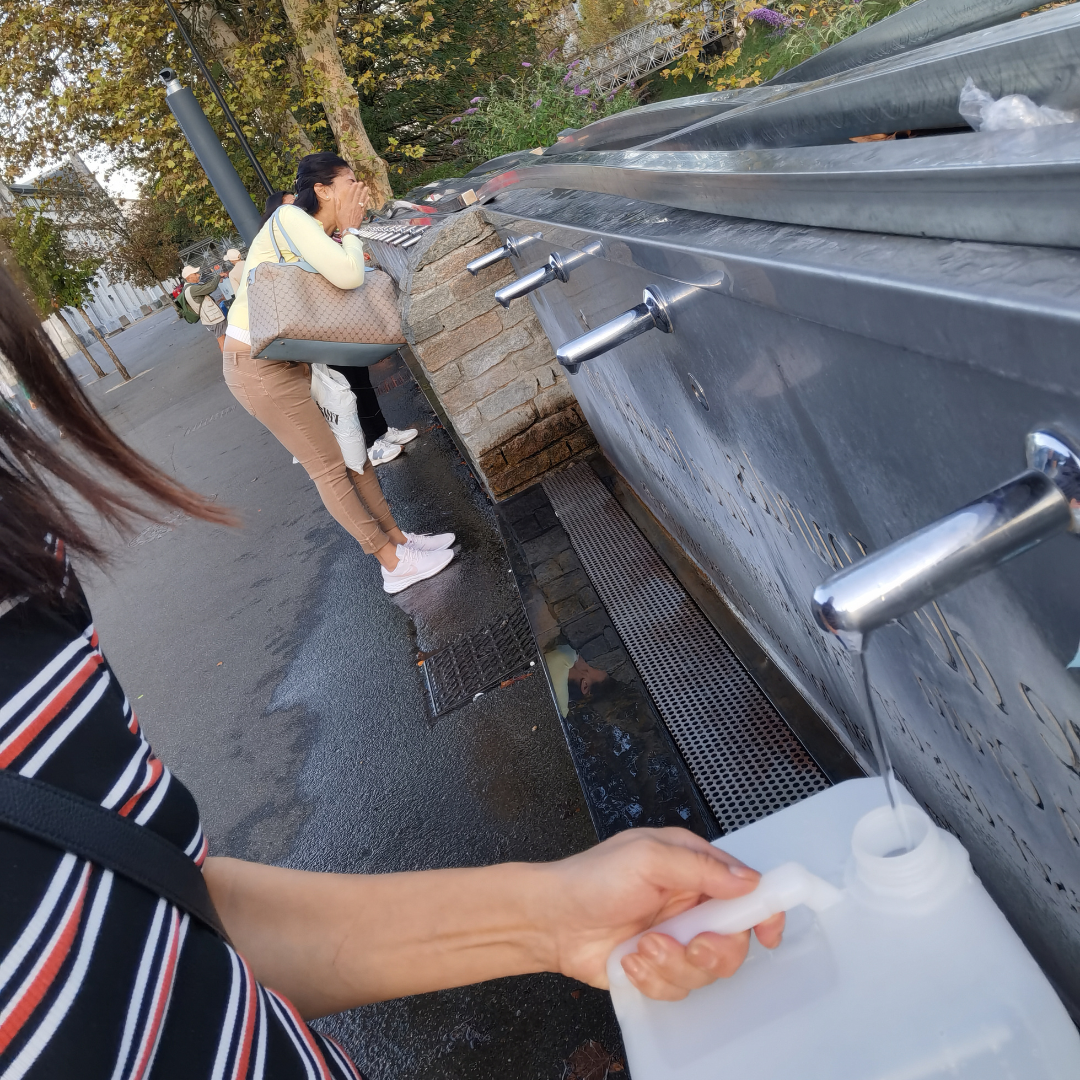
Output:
[0, 265, 785, 1077]
[225, 154, 455, 594]
[333, 363, 418, 467]
[261, 189, 295, 226]
[181, 264, 227, 354]
[226, 247, 245, 295]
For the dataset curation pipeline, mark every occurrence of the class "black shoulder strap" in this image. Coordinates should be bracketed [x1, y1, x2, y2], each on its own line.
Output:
[0, 769, 230, 942]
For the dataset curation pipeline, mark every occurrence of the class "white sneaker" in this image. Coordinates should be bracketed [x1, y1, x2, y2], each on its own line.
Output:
[367, 437, 402, 466]
[383, 425, 419, 445]
[381, 544, 455, 594]
[403, 530, 455, 551]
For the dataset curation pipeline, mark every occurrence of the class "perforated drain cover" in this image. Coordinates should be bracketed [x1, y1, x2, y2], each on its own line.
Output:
[423, 606, 538, 718]
[543, 463, 828, 831]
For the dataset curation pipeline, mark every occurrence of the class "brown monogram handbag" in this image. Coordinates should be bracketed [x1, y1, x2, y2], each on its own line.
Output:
[248, 208, 405, 360]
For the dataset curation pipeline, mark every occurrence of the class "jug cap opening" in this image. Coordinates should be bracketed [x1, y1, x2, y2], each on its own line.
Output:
[851, 805, 952, 901]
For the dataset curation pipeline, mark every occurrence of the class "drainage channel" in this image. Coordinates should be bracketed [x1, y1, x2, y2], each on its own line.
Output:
[542, 462, 829, 833]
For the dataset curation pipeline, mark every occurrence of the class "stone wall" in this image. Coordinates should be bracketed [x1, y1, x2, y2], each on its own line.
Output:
[399, 208, 595, 499]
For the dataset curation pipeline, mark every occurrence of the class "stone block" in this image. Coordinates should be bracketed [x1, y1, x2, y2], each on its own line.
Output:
[421, 310, 502, 372]
[455, 405, 482, 435]
[567, 427, 597, 454]
[501, 407, 579, 466]
[429, 361, 462, 394]
[490, 449, 557, 497]
[534, 380, 576, 418]
[468, 403, 537, 456]
[450, 258, 513, 299]
[479, 447, 506, 473]
[416, 211, 487, 267]
[439, 287, 503, 334]
[496, 301, 532, 330]
[477, 375, 539, 423]
[508, 337, 556, 374]
[406, 310, 443, 343]
[461, 324, 532, 381]
[443, 358, 516, 413]
[536, 364, 558, 389]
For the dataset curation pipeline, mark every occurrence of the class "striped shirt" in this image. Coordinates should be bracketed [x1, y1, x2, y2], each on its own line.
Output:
[0, 559, 361, 1079]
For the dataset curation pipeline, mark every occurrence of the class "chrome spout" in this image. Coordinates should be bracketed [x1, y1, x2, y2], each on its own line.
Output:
[556, 285, 673, 374]
[495, 261, 557, 307]
[493, 243, 603, 308]
[813, 430, 1080, 651]
[465, 233, 540, 275]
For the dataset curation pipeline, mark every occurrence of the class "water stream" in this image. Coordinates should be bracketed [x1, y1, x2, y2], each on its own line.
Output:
[851, 645, 912, 854]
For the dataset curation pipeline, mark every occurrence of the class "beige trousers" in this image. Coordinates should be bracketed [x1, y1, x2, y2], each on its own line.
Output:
[223, 340, 397, 554]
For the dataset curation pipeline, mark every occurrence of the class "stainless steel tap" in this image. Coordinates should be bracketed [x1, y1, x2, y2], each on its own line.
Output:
[493, 243, 604, 308]
[813, 430, 1080, 651]
[465, 233, 541, 275]
[556, 286, 673, 374]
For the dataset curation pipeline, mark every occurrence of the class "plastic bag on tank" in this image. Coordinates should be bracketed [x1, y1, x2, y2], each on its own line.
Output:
[310, 363, 367, 473]
[959, 77, 1078, 131]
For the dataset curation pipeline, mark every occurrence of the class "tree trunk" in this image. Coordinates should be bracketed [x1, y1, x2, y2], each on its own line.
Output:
[55, 309, 107, 379]
[183, 1, 316, 157]
[278, 0, 393, 208]
[78, 308, 132, 381]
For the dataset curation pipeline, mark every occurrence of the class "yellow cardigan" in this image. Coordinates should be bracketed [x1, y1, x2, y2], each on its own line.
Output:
[226, 205, 365, 339]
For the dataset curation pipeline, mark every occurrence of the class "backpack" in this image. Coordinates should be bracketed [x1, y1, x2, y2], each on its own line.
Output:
[178, 287, 201, 324]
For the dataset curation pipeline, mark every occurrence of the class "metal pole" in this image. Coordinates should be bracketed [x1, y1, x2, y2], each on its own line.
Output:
[159, 69, 263, 245]
[161, 0, 275, 197]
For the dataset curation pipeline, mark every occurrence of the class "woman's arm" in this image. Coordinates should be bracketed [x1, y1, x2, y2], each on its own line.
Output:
[203, 827, 784, 1019]
[276, 206, 366, 290]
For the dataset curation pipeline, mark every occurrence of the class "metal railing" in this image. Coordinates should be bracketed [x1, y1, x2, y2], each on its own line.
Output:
[573, 1, 739, 95]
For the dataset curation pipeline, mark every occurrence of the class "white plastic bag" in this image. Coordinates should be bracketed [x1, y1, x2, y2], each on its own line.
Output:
[309, 364, 367, 473]
[959, 77, 1078, 132]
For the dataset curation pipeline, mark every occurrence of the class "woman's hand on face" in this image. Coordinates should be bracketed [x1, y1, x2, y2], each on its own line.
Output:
[534, 828, 784, 1001]
[335, 180, 369, 232]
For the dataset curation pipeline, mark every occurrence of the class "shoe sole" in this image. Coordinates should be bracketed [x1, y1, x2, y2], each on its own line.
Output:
[382, 549, 455, 594]
[368, 449, 402, 466]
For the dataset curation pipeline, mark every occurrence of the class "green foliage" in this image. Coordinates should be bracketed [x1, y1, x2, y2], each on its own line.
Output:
[345, 0, 539, 168]
[663, 0, 916, 91]
[0, 207, 101, 313]
[458, 61, 638, 163]
[390, 157, 478, 196]
[577, 0, 648, 49]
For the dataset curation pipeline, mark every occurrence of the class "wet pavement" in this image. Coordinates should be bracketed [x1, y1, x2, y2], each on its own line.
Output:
[73, 307, 625, 1077]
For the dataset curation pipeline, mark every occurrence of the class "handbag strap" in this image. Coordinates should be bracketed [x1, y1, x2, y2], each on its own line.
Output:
[268, 207, 319, 274]
[0, 769, 231, 943]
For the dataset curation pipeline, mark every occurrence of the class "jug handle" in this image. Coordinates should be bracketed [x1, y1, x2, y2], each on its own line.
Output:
[606, 862, 842, 992]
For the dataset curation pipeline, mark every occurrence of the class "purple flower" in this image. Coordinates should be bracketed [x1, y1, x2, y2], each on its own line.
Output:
[573, 85, 590, 96]
[521, 61, 532, 67]
[532, 98, 543, 109]
[546, 46, 559, 59]
[451, 138, 463, 146]
[749, 7, 792, 31]
[464, 107, 478, 114]
[562, 72, 573, 83]
[568, 59, 581, 70]
[450, 117, 461, 124]
[470, 96, 483, 103]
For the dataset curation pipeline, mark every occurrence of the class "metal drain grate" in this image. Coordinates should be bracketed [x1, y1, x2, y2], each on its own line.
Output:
[423, 606, 538, 718]
[543, 463, 828, 831]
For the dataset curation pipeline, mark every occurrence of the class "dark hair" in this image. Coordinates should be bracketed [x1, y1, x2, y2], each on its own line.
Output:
[293, 152, 351, 215]
[0, 267, 235, 598]
[260, 190, 290, 227]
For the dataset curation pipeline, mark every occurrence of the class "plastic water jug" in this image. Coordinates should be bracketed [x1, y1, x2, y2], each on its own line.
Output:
[607, 778, 1080, 1079]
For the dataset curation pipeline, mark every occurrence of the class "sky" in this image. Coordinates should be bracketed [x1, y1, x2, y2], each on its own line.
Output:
[17, 147, 143, 200]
